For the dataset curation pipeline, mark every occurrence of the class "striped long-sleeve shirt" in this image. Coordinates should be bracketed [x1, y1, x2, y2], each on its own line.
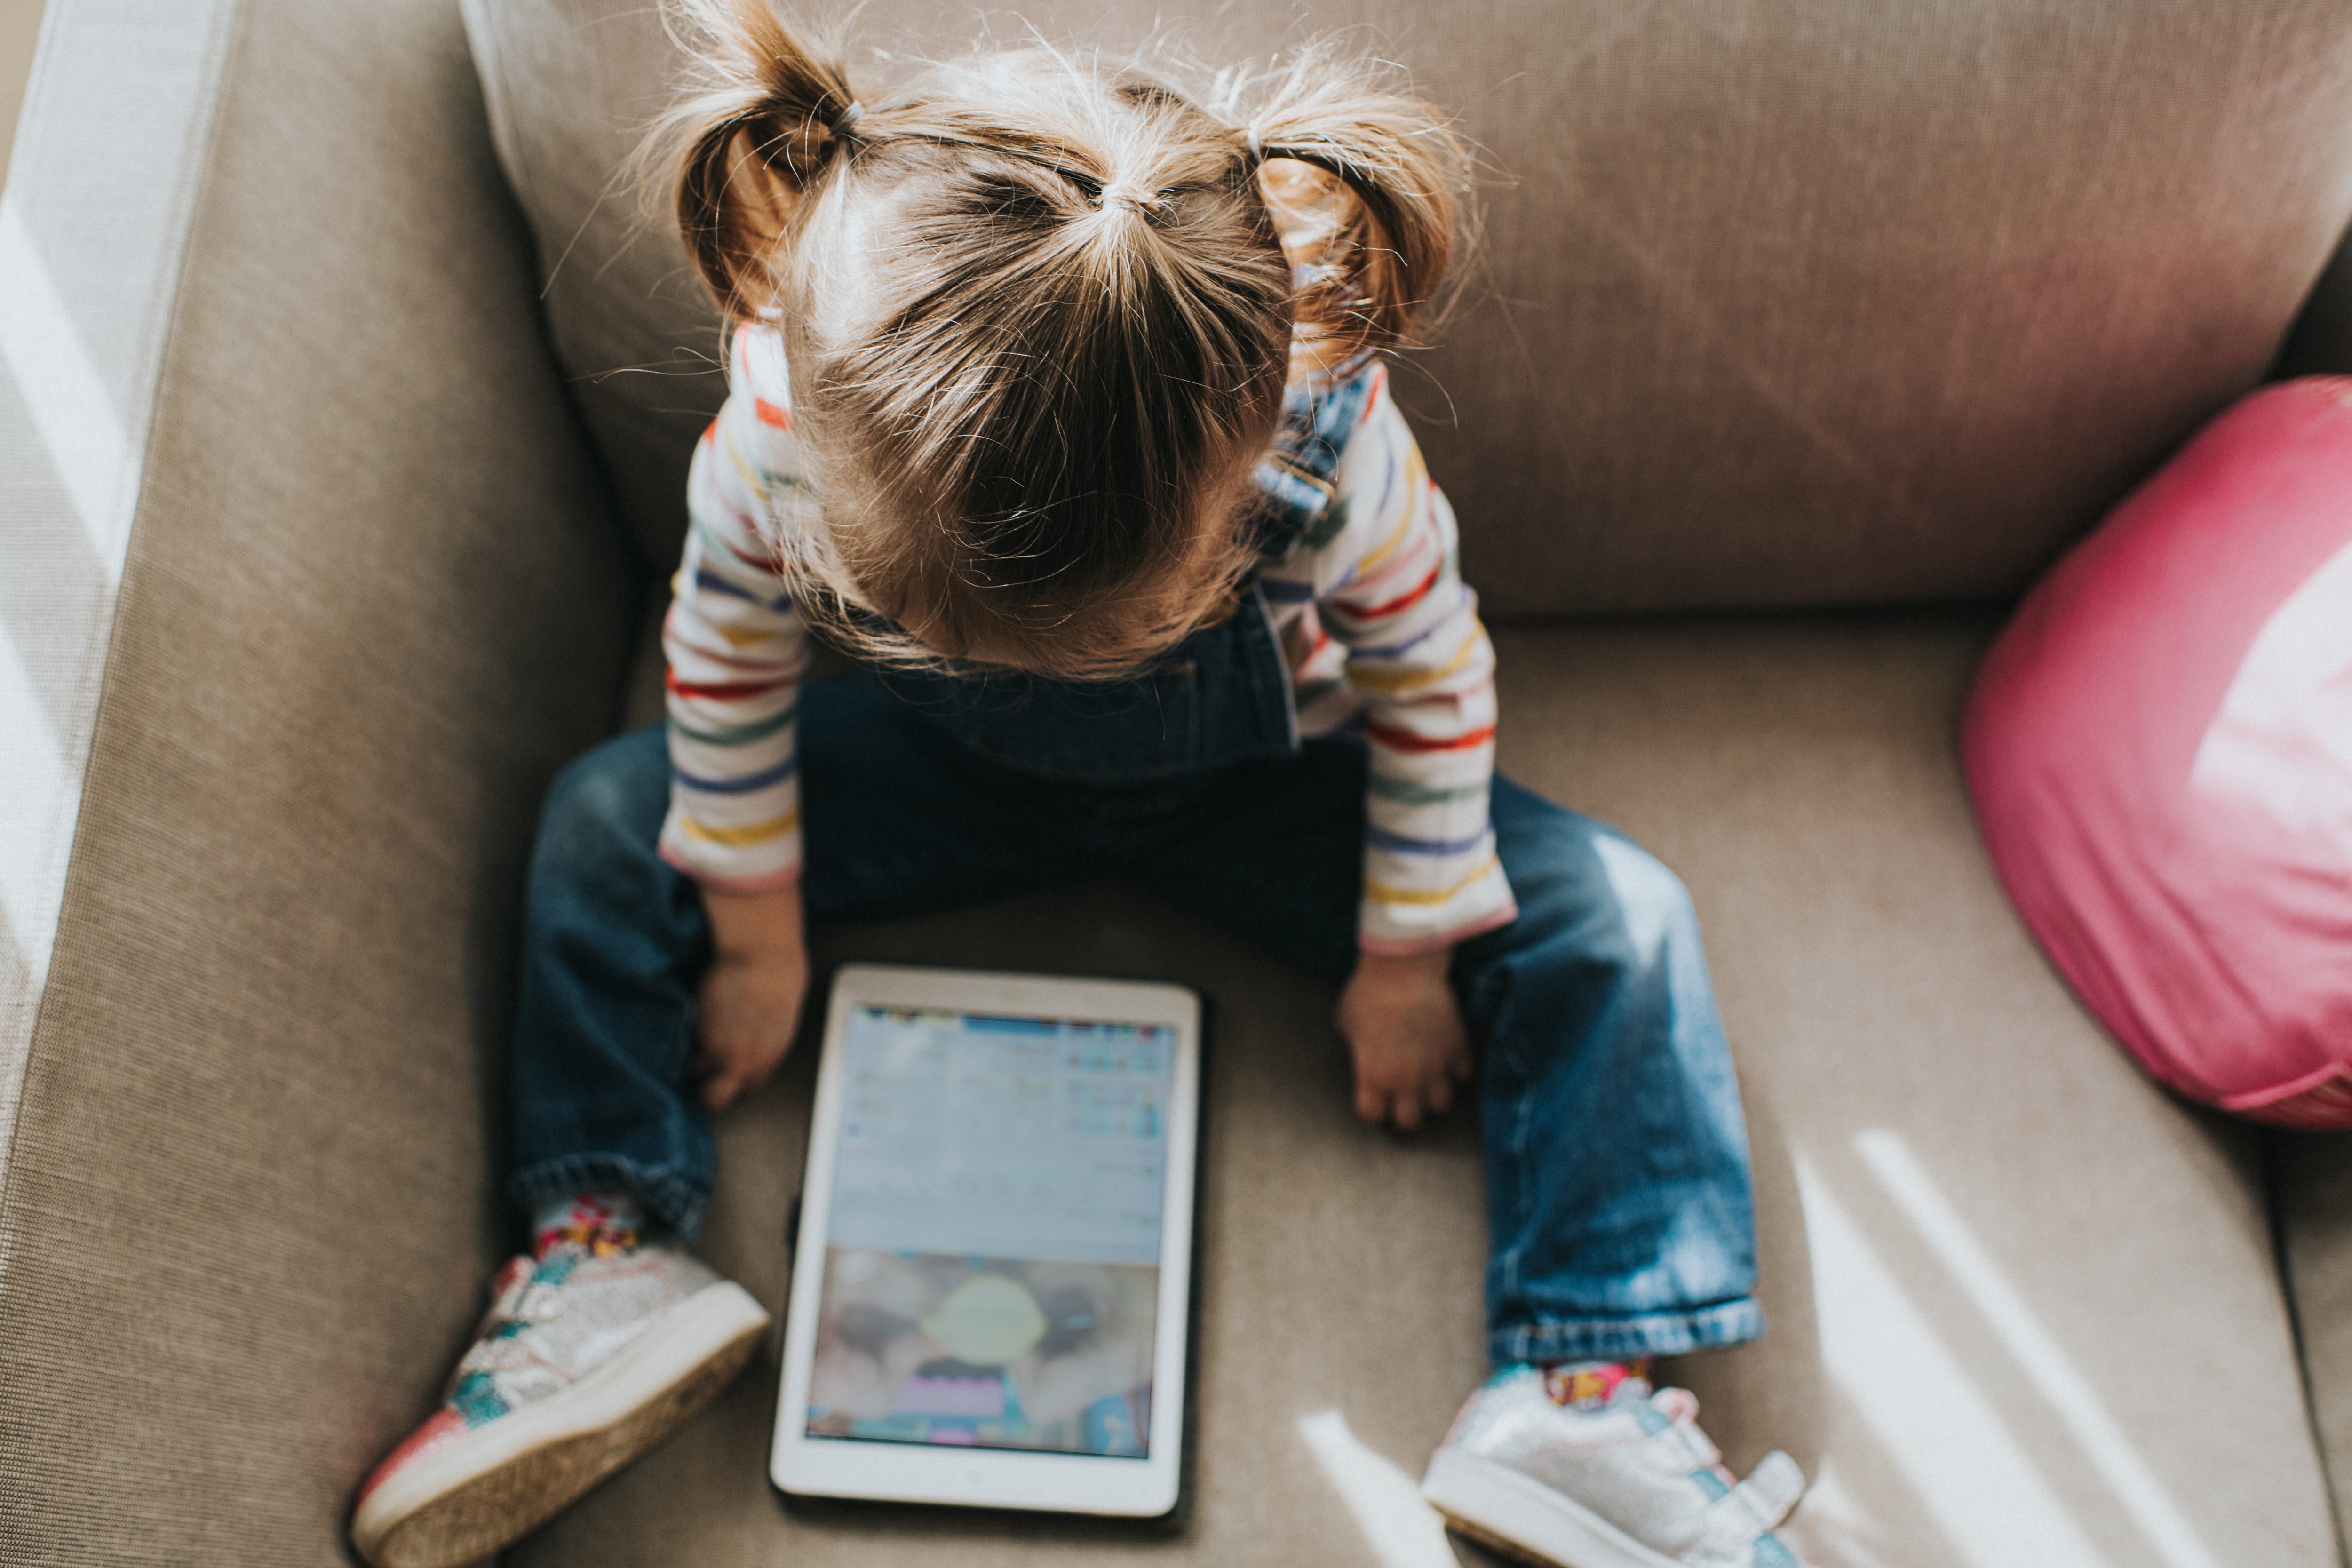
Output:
[660, 326, 1517, 953]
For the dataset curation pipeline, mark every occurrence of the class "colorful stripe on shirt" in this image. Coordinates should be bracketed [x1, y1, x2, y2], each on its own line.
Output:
[657, 327, 810, 892]
[1257, 365, 1515, 950]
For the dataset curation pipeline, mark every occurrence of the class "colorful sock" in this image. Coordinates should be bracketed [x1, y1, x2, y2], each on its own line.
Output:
[1542, 1356, 1653, 1409]
[531, 1190, 643, 1259]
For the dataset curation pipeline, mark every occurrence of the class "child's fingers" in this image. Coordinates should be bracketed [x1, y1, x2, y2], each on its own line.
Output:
[1424, 1073, 1454, 1117]
[1354, 1079, 1388, 1124]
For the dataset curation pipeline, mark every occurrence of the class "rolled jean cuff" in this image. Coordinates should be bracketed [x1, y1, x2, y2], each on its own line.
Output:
[1489, 1297, 1765, 1366]
[508, 1154, 709, 1240]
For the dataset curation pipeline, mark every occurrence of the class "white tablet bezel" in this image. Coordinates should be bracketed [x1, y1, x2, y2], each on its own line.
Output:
[770, 963, 1202, 1517]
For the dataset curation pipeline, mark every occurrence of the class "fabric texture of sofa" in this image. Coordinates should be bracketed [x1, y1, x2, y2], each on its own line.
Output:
[6, 0, 2352, 1563]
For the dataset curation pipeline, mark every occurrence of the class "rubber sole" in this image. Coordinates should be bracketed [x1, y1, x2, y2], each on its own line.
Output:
[1421, 1446, 1684, 1568]
[352, 1281, 771, 1568]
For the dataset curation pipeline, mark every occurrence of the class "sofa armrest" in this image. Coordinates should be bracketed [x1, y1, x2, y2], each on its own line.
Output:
[0, 0, 643, 1555]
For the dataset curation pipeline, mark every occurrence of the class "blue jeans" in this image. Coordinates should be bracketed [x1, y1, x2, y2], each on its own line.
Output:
[508, 674, 1764, 1363]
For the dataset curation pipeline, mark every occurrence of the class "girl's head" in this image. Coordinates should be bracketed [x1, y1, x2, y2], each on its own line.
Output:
[655, 2, 1465, 676]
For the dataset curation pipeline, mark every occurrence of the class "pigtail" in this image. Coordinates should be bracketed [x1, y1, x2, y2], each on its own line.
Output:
[648, 0, 863, 316]
[1243, 50, 1467, 368]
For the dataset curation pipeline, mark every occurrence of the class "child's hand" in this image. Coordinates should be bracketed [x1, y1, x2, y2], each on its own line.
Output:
[1336, 947, 1472, 1131]
[695, 885, 809, 1112]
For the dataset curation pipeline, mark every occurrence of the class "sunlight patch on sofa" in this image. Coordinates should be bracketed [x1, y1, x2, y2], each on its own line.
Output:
[1798, 1159, 2114, 1568]
[1854, 1130, 2221, 1568]
[0, 616, 67, 979]
[1786, 1461, 1907, 1568]
[0, 196, 130, 583]
[1296, 1408, 1461, 1568]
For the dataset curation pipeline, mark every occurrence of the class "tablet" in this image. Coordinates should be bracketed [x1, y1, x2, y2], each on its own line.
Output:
[771, 964, 1202, 1518]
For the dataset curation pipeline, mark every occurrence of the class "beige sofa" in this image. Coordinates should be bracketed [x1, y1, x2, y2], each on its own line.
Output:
[7, 0, 2352, 1562]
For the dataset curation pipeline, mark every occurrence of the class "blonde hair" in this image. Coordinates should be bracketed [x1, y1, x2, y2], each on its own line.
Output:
[650, 1, 1466, 677]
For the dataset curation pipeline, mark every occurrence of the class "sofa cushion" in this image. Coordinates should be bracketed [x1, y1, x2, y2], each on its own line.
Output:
[1965, 377, 2352, 1127]
[463, 0, 2352, 616]
[518, 612, 2336, 1568]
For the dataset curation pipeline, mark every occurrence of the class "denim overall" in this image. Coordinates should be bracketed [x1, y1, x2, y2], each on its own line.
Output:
[507, 380, 1764, 1365]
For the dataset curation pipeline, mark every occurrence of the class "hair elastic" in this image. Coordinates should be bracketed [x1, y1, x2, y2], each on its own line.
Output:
[830, 100, 865, 136]
[1097, 178, 1156, 215]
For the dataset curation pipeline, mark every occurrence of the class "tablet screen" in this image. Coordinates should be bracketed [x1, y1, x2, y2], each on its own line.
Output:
[806, 1005, 1173, 1459]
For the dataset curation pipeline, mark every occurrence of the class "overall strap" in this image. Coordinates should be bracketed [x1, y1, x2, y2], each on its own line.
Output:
[1249, 366, 1381, 559]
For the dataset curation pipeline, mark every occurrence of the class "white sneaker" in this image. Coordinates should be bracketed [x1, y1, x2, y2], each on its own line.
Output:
[1421, 1365, 1808, 1568]
[350, 1240, 770, 1568]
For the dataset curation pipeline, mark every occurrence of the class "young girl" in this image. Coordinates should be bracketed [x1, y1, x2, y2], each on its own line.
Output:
[350, 7, 1808, 1566]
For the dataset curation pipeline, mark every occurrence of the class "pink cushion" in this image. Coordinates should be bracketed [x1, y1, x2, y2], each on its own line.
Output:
[1963, 378, 2352, 1127]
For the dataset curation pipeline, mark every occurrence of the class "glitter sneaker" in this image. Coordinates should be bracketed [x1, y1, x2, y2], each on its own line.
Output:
[350, 1240, 771, 1568]
[1420, 1364, 1809, 1568]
